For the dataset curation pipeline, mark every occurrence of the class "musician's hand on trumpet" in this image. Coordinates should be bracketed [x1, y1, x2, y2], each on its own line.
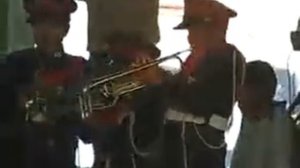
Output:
[130, 53, 163, 85]
[83, 101, 131, 126]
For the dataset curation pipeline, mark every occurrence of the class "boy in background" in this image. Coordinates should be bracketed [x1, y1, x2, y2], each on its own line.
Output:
[231, 60, 291, 168]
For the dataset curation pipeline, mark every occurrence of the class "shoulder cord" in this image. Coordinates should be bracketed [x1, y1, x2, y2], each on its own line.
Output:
[229, 49, 238, 129]
[232, 49, 237, 120]
[128, 112, 151, 157]
[104, 157, 111, 168]
[128, 112, 152, 168]
[131, 153, 137, 168]
[181, 121, 188, 168]
[193, 123, 227, 149]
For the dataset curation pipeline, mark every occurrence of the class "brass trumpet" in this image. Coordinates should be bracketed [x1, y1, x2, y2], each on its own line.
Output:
[78, 49, 191, 117]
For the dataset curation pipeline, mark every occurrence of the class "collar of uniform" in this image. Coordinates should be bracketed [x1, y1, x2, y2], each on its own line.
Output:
[34, 44, 65, 58]
[34, 49, 67, 70]
[183, 44, 233, 79]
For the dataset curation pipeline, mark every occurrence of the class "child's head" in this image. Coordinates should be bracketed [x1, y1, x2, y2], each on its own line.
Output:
[238, 61, 277, 119]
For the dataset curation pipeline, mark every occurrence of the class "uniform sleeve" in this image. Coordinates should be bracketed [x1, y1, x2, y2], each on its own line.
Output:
[0, 54, 25, 138]
[67, 56, 92, 143]
[0, 61, 17, 122]
[2, 51, 30, 122]
[5, 49, 37, 85]
[131, 84, 167, 148]
[57, 111, 92, 144]
[234, 48, 246, 86]
[76, 122, 93, 144]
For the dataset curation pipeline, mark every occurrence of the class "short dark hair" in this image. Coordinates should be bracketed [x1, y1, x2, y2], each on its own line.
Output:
[245, 61, 277, 100]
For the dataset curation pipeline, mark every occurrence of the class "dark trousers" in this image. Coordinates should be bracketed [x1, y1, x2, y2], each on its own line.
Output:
[0, 138, 26, 168]
[25, 123, 78, 168]
[91, 120, 164, 168]
[164, 121, 226, 168]
[91, 121, 133, 168]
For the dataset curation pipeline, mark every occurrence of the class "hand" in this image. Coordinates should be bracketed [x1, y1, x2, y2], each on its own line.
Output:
[131, 54, 162, 85]
[83, 102, 130, 126]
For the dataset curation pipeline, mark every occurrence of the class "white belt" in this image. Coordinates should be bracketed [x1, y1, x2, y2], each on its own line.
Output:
[165, 108, 229, 131]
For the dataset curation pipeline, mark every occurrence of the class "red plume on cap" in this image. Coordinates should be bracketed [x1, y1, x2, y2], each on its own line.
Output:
[23, 0, 77, 23]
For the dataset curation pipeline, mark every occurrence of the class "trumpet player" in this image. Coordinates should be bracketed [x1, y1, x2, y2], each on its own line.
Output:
[163, 0, 246, 168]
[5, 0, 91, 167]
[83, 32, 167, 168]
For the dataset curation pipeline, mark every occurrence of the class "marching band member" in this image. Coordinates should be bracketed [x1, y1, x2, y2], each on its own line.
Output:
[163, 0, 245, 168]
[84, 32, 167, 168]
[5, 0, 91, 167]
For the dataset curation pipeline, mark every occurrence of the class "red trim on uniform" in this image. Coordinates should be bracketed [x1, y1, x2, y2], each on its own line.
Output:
[38, 57, 85, 87]
[183, 55, 201, 76]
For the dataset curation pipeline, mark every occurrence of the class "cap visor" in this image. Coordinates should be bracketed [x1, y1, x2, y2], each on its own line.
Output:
[173, 21, 189, 30]
[228, 9, 237, 17]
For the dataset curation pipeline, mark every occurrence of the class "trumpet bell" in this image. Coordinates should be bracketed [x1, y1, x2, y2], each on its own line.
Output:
[79, 80, 145, 116]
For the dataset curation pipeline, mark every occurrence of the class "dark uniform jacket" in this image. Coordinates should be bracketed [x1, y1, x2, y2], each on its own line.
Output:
[5, 48, 91, 168]
[168, 44, 244, 119]
[163, 44, 245, 168]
